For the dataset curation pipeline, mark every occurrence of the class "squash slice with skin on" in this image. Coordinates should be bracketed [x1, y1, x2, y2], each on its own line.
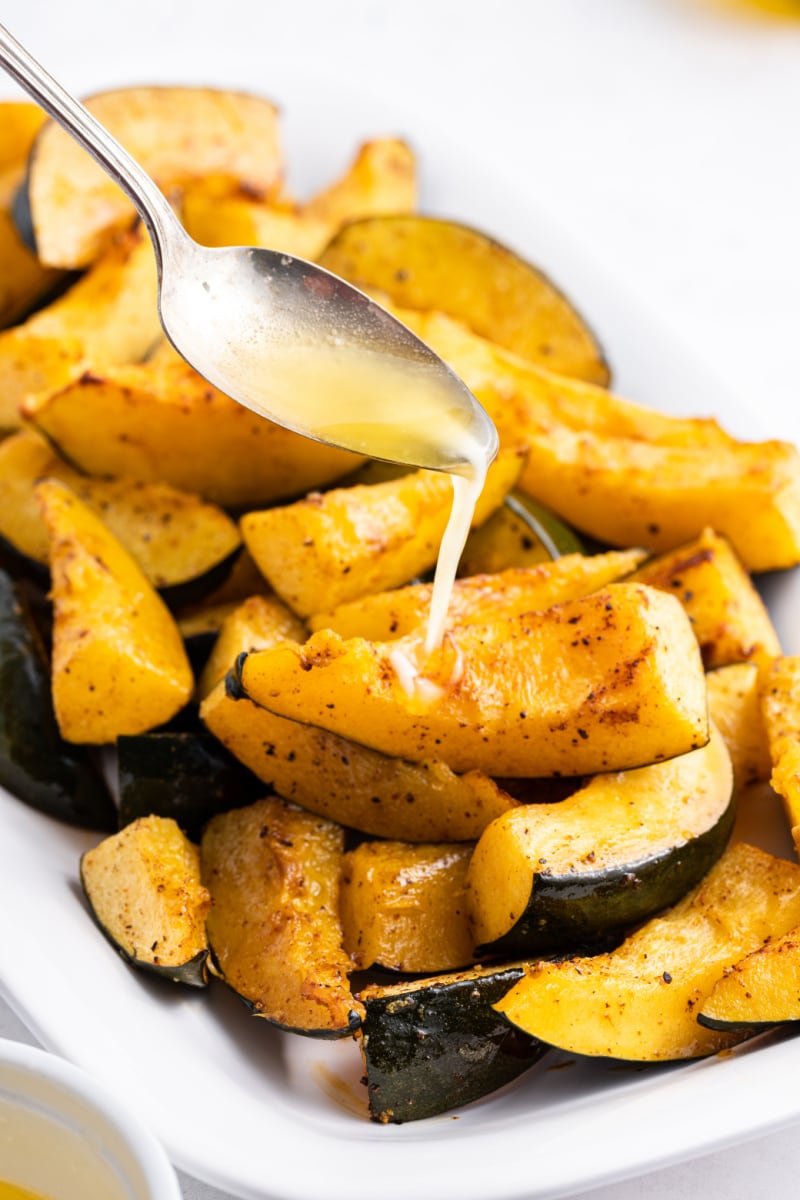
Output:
[631, 527, 782, 670]
[37, 479, 193, 744]
[24, 86, 284, 267]
[201, 796, 364, 1037]
[309, 547, 647, 641]
[698, 928, 800, 1030]
[318, 215, 610, 386]
[235, 582, 709, 778]
[340, 841, 475, 973]
[80, 815, 211, 987]
[0, 101, 64, 329]
[1, 223, 160, 431]
[240, 446, 526, 617]
[0, 428, 241, 605]
[202, 678, 518, 842]
[0, 567, 116, 831]
[358, 963, 547, 1124]
[201, 585, 518, 839]
[759, 655, 800, 855]
[466, 722, 734, 957]
[23, 350, 364, 509]
[495, 841, 800, 1061]
[184, 138, 417, 260]
[391, 307, 800, 573]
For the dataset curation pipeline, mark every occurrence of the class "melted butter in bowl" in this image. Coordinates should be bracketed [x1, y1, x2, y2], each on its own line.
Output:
[0, 1039, 180, 1200]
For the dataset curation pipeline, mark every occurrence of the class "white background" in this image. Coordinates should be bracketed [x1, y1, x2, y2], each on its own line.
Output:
[1, 1, 799, 1197]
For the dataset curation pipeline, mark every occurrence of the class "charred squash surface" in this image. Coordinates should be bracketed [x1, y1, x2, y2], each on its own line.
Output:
[340, 841, 475, 973]
[117, 731, 263, 843]
[201, 796, 364, 1037]
[309, 548, 647, 642]
[318, 215, 610, 386]
[240, 448, 524, 618]
[0, 568, 115, 830]
[466, 724, 735, 956]
[201, 678, 517, 841]
[80, 815, 211, 987]
[358, 963, 547, 1123]
[0, 429, 241, 605]
[38, 479, 194, 743]
[237, 583, 709, 778]
[631, 528, 782, 670]
[495, 842, 800, 1061]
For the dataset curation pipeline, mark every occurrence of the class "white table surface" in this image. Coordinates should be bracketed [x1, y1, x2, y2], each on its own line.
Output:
[2, 0, 799, 1196]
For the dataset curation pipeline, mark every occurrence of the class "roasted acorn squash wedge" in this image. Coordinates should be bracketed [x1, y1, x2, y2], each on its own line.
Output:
[698, 928, 800, 1030]
[494, 842, 800, 1061]
[308, 548, 646, 641]
[202, 678, 518, 841]
[340, 841, 475, 972]
[758, 655, 800, 854]
[1, 222, 160, 432]
[358, 963, 547, 1123]
[706, 663, 771, 789]
[0, 568, 115, 830]
[80, 815, 211, 987]
[466, 722, 734, 956]
[318, 215, 610, 385]
[23, 86, 283, 267]
[201, 796, 364, 1037]
[37, 479, 193, 743]
[23, 352, 363, 509]
[240, 446, 525, 617]
[631, 527, 782, 670]
[0, 429, 241, 605]
[236, 583, 708, 777]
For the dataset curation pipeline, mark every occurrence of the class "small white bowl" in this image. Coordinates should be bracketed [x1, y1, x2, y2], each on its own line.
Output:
[0, 1037, 181, 1199]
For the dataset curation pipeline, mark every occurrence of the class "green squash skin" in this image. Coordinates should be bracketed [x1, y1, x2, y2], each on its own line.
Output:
[0, 568, 116, 831]
[118, 731, 263, 842]
[475, 792, 737, 959]
[504, 492, 584, 559]
[360, 966, 546, 1123]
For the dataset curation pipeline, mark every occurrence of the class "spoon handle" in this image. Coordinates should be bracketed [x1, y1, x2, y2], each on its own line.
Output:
[0, 22, 185, 265]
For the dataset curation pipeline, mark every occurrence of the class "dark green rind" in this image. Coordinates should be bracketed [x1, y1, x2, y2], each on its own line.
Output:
[475, 793, 737, 959]
[360, 965, 546, 1123]
[696, 1011, 775, 1033]
[11, 174, 36, 255]
[80, 856, 209, 988]
[118, 731, 263, 842]
[0, 568, 116, 831]
[157, 545, 241, 611]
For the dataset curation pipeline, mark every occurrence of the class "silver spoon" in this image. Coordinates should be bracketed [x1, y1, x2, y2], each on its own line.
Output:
[0, 24, 498, 475]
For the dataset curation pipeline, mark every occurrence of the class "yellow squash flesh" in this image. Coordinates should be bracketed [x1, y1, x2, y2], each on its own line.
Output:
[23, 352, 363, 509]
[238, 582, 708, 777]
[340, 841, 475, 972]
[201, 680, 518, 841]
[184, 138, 416, 260]
[80, 816, 210, 980]
[466, 723, 733, 948]
[201, 796, 363, 1036]
[706, 663, 772, 788]
[632, 528, 782, 669]
[309, 548, 646, 641]
[495, 842, 800, 1060]
[241, 448, 525, 617]
[38, 479, 193, 743]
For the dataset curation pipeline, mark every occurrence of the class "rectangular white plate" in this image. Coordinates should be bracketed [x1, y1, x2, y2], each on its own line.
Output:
[2, 53, 800, 1200]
